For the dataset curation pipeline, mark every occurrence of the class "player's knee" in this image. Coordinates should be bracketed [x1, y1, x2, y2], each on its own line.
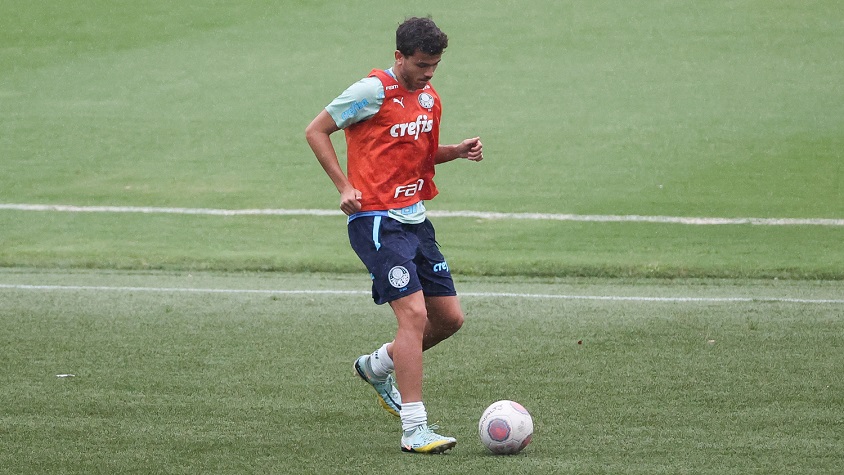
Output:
[446, 310, 464, 334]
[395, 304, 429, 332]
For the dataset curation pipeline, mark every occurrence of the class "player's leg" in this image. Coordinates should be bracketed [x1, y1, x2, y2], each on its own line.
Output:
[422, 295, 464, 351]
[388, 290, 427, 404]
[348, 216, 413, 417]
[413, 219, 464, 351]
[390, 290, 457, 453]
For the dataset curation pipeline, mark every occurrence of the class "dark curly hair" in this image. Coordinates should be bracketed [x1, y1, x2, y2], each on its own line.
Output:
[396, 17, 448, 57]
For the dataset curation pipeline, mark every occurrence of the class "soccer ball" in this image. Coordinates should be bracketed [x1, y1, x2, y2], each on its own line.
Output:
[478, 400, 534, 455]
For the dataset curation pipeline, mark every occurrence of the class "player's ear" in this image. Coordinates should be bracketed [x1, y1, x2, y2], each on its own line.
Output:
[394, 50, 403, 64]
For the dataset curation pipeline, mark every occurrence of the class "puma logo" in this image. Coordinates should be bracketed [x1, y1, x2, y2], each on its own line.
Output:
[393, 97, 405, 108]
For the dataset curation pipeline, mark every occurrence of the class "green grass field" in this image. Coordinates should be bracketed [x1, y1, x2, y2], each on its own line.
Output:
[1, 270, 843, 474]
[1, 1, 843, 473]
[1, 0, 842, 278]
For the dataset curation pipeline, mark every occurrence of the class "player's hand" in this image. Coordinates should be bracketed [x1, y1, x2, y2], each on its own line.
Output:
[462, 137, 484, 162]
[340, 188, 363, 216]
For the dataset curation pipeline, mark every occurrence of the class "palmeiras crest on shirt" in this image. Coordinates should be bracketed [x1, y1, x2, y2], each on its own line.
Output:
[418, 92, 435, 109]
[388, 266, 411, 288]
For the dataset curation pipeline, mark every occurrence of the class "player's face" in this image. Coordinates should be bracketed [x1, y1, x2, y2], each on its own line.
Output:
[394, 51, 441, 91]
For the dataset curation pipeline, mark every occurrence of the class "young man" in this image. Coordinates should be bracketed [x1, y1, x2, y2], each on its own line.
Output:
[305, 17, 483, 454]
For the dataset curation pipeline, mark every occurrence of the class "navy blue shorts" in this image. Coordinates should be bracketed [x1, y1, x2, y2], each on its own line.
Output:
[348, 216, 457, 305]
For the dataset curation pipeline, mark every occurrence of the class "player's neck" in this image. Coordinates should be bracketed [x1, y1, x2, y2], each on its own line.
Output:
[390, 65, 417, 92]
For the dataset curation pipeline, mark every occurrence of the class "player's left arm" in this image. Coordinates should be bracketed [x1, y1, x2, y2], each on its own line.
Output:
[435, 137, 483, 164]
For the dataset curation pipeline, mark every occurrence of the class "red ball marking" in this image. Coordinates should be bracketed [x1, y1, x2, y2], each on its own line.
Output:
[487, 418, 511, 441]
[519, 434, 533, 450]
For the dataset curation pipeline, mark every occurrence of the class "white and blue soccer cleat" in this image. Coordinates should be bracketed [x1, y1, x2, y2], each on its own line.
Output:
[354, 355, 402, 417]
[400, 425, 457, 454]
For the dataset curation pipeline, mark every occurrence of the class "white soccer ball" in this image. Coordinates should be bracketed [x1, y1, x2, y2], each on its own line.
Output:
[478, 400, 534, 455]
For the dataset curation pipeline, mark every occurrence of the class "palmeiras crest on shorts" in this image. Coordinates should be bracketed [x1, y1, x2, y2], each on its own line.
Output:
[418, 92, 435, 109]
[388, 266, 411, 288]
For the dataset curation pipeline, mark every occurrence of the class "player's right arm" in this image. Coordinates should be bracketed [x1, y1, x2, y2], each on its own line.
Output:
[306, 76, 383, 215]
[305, 111, 362, 215]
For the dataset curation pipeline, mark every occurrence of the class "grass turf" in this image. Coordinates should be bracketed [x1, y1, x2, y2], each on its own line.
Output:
[1, 2, 843, 472]
[1, 270, 842, 474]
[1, 0, 842, 279]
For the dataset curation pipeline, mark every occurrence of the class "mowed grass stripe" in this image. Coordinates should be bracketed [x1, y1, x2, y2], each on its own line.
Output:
[2, 283, 842, 304]
[2, 203, 842, 227]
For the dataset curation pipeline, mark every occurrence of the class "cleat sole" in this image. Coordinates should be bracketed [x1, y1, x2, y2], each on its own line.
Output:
[401, 440, 457, 454]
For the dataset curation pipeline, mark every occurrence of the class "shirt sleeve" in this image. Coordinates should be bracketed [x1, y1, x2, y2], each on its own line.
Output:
[325, 76, 385, 129]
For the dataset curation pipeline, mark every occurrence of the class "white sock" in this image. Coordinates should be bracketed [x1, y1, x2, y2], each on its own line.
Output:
[400, 401, 427, 432]
[369, 343, 394, 379]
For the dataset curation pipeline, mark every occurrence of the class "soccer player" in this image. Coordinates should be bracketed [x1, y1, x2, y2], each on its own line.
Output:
[305, 17, 483, 454]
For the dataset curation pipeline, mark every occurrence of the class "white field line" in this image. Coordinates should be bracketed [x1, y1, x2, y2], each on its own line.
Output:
[1, 284, 842, 304]
[1, 203, 842, 226]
